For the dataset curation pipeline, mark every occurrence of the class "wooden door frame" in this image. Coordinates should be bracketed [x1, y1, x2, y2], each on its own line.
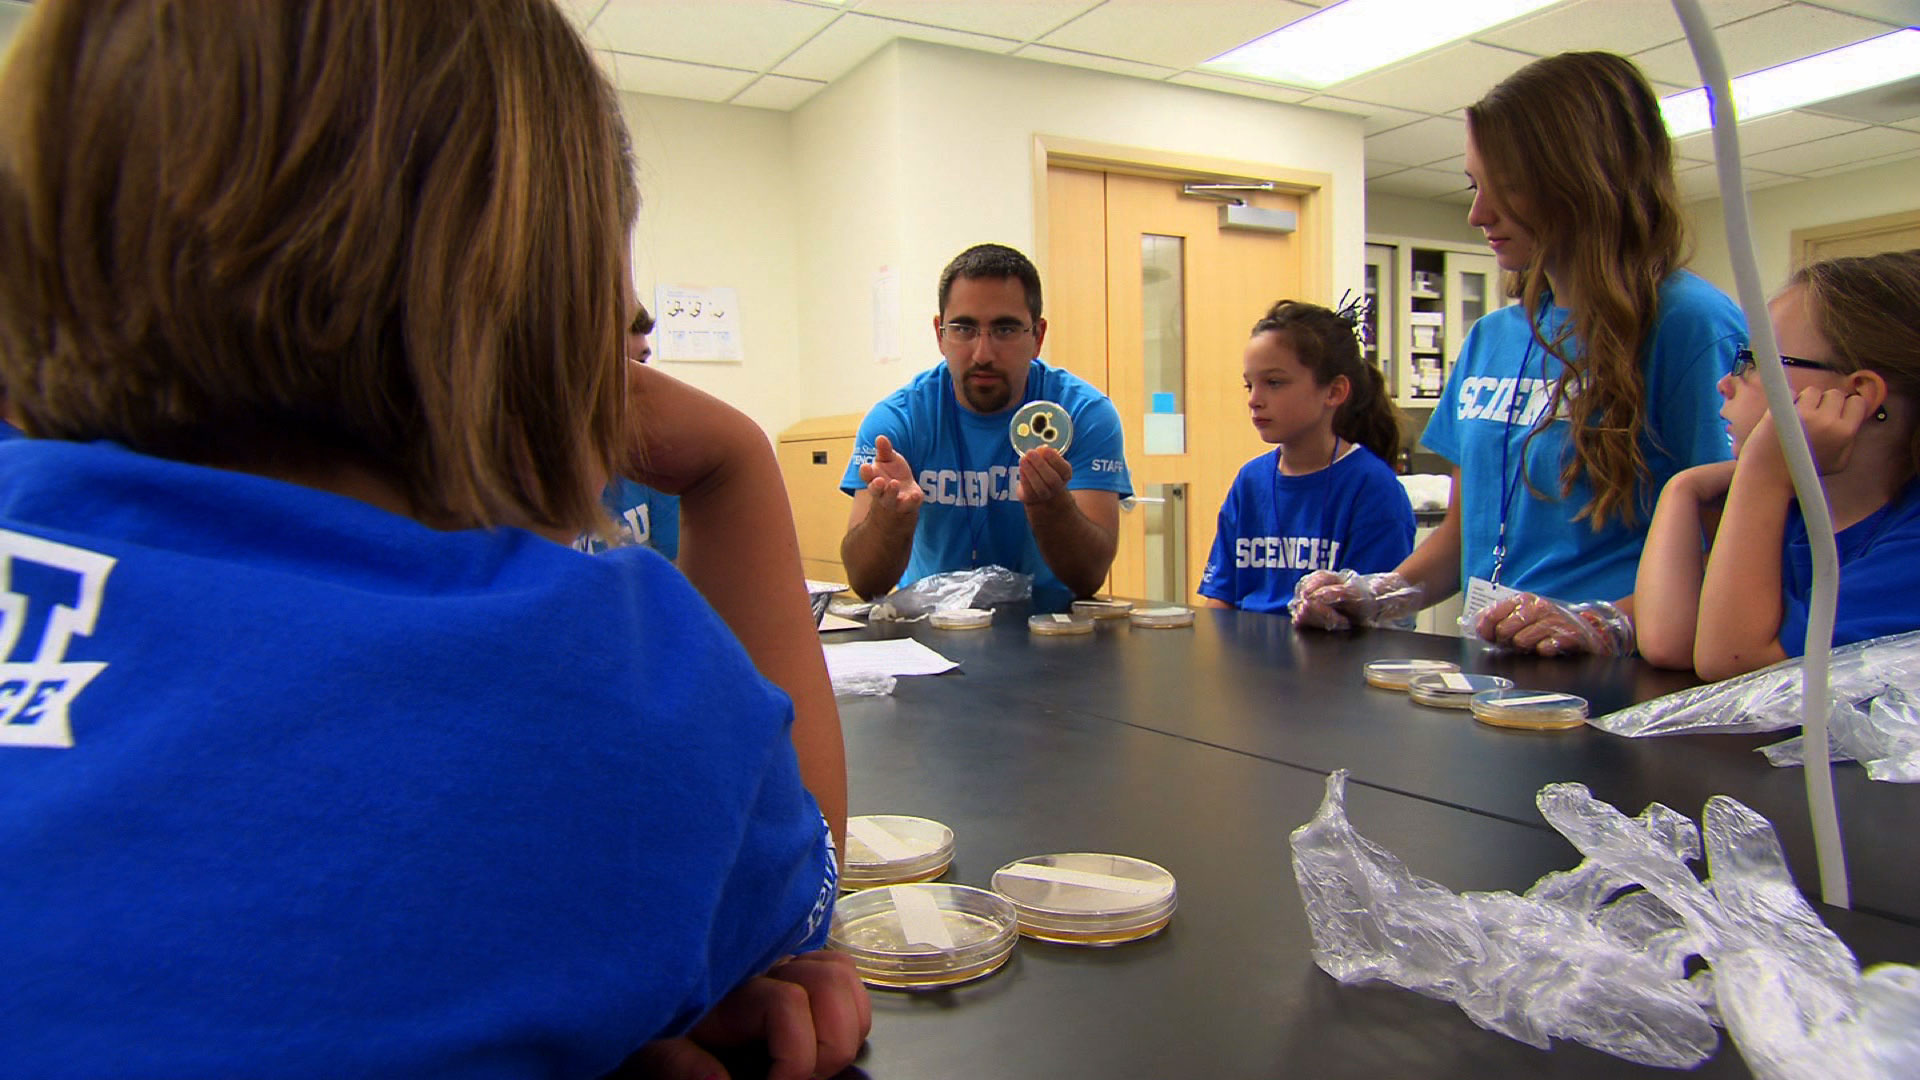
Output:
[1791, 209, 1920, 268]
[1030, 135, 1334, 309]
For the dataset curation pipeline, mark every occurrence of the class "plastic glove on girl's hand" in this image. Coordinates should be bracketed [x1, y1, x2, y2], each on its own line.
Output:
[621, 950, 872, 1080]
[1471, 592, 1634, 657]
[1289, 570, 1423, 631]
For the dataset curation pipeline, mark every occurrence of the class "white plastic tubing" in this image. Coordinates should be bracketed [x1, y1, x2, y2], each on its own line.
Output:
[1669, 0, 1849, 908]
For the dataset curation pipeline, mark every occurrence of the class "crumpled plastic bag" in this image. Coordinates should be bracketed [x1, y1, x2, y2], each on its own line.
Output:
[868, 566, 1031, 622]
[1288, 569, 1422, 631]
[830, 672, 896, 698]
[1290, 770, 1920, 1077]
[1591, 629, 1920, 738]
[1758, 689, 1920, 783]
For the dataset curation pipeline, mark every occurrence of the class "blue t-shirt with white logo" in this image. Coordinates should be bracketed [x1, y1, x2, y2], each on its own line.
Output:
[0, 438, 835, 1078]
[1199, 446, 1415, 614]
[842, 359, 1131, 606]
[579, 478, 680, 558]
[1421, 270, 1743, 602]
[1780, 478, 1920, 656]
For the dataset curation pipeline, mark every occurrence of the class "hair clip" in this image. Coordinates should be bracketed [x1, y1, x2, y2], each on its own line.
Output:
[1332, 289, 1374, 348]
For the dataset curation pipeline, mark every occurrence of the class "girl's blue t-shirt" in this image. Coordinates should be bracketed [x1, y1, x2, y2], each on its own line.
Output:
[1199, 446, 1415, 613]
[0, 438, 836, 1078]
[1780, 478, 1920, 656]
[1421, 270, 1745, 602]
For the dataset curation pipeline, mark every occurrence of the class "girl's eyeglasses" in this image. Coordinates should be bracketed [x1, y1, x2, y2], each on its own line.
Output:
[1731, 347, 1836, 379]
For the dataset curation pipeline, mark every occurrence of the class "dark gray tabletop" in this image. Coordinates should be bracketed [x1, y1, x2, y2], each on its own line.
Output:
[824, 605, 1920, 1079]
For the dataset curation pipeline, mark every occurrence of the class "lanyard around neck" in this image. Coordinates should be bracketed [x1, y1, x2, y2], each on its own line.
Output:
[1490, 330, 1544, 586]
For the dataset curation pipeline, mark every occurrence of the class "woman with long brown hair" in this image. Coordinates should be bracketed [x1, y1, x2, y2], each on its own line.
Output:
[1294, 51, 1746, 655]
[0, 1, 864, 1075]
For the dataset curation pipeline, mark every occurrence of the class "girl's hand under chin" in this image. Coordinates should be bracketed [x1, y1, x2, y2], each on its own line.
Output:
[1741, 386, 1873, 480]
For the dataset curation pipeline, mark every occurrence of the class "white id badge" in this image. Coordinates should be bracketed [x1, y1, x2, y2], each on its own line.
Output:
[1461, 576, 1520, 630]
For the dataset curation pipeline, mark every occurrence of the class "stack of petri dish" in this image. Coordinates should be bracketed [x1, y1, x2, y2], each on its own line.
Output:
[829, 883, 1019, 990]
[1407, 671, 1514, 709]
[990, 852, 1176, 945]
[1029, 613, 1095, 636]
[1127, 606, 1193, 629]
[1071, 598, 1133, 621]
[930, 608, 993, 630]
[841, 815, 956, 890]
[1470, 689, 1590, 730]
[1362, 657, 1460, 691]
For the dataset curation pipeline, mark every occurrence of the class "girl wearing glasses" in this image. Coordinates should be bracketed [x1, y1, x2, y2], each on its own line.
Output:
[1636, 251, 1920, 678]
[1292, 52, 1746, 654]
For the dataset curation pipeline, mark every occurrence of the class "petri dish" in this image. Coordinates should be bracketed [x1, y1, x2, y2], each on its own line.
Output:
[841, 815, 956, 890]
[1128, 606, 1194, 629]
[829, 883, 1019, 990]
[990, 853, 1176, 945]
[1029, 613, 1095, 636]
[1071, 598, 1134, 620]
[1010, 400, 1074, 456]
[930, 608, 993, 630]
[1407, 671, 1515, 709]
[1471, 688, 1590, 731]
[1363, 657, 1461, 691]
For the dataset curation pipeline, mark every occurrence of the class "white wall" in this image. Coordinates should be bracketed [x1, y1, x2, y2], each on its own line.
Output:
[793, 40, 1367, 421]
[1686, 156, 1920, 297]
[620, 92, 804, 436]
[1365, 193, 1482, 247]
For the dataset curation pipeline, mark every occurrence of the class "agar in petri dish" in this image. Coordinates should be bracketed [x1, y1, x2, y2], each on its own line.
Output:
[1127, 606, 1194, 629]
[1029, 613, 1095, 636]
[930, 608, 993, 630]
[990, 852, 1176, 945]
[1010, 400, 1074, 456]
[1470, 688, 1590, 730]
[1362, 657, 1460, 691]
[1407, 671, 1515, 709]
[841, 815, 957, 890]
[1071, 598, 1134, 620]
[829, 883, 1019, 990]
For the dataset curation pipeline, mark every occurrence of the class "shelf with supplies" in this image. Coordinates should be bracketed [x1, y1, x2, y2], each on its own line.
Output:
[1363, 235, 1512, 410]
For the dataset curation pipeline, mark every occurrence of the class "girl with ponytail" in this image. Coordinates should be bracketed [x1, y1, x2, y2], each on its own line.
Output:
[1200, 300, 1415, 613]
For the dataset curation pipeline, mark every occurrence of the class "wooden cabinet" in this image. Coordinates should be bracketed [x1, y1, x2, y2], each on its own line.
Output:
[776, 414, 864, 585]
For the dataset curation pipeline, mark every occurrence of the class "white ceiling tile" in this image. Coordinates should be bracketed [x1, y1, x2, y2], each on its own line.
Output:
[730, 74, 829, 110]
[1165, 71, 1311, 104]
[852, 0, 1100, 41]
[1364, 116, 1467, 168]
[603, 52, 757, 102]
[772, 14, 1017, 81]
[554, 0, 609, 29]
[1674, 163, 1796, 200]
[1632, 6, 1897, 87]
[1368, 167, 1471, 200]
[1436, 187, 1476, 206]
[1326, 42, 1539, 115]
[1801, 1, 1920, 25]
[591, 0, 837, 70]
[1671, 110, 1867, 160]
[1430, 154, 1466, 173]
[1475, 0, 1783, 59]
[1298, 95, 1429, 135]
[1747, 125, 1920, 174]
[1365, 160, 1410, 180]
[1012, 45, 1176, 81]
[1803, 145, 1920, 177]
[1038, 0, 1318, 70]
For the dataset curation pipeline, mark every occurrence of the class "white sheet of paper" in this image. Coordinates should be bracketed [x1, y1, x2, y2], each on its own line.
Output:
[823, 639, 959, 681]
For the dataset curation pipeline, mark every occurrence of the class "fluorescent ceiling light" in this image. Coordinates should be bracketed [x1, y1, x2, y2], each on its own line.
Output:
[1661, 28, 1920, 137]
[1200, 0, 1559, 89]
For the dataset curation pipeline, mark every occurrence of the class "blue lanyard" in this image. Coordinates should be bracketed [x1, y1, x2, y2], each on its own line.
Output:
[1490, 331, 1543, 586]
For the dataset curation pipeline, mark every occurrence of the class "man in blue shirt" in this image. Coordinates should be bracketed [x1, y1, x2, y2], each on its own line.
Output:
[840, 244, 1131, 607]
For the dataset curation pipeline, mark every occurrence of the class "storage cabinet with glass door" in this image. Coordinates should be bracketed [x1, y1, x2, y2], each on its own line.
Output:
[1363, 236, 1508, 412]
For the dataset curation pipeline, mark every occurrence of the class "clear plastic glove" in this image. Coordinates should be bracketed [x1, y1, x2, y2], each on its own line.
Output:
[1289, 570, 1423, 631]
[1759, 689, 1920, 783]
[1468, 592, 1634, 658]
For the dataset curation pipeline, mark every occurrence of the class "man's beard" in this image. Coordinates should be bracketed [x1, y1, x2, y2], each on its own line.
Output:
[962, 370, 1012, 413]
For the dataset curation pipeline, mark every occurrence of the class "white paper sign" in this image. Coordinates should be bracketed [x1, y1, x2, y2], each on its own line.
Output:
[654, 284, 742, 363]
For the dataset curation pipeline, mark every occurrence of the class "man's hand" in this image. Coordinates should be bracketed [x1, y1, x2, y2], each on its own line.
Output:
[1013, 446, 1072, 504]
[624, 951, 872, 1080]
[858, 435, 924, 520]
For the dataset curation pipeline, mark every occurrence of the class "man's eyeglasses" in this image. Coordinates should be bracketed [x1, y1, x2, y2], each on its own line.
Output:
[940, 322, 1033, 345]
[1732, 347, 1835, 379]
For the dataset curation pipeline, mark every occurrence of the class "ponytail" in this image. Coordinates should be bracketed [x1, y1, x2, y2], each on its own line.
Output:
[1337, 361, 1402, 465]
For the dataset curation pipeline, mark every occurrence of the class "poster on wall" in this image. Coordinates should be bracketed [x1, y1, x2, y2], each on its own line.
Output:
[653, 284, 743, 363]
[872, 266, 901, 365]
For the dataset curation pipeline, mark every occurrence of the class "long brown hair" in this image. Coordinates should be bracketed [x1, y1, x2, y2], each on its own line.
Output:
[1791, 250, 1920, 477]
[1467, 52, 1687, 528]
[1251, 300, 1402, 465]
[0, 0, 637, 534]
